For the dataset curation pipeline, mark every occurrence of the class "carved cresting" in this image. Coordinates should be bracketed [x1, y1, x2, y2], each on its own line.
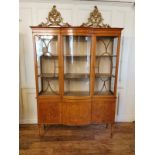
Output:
[38, 5, 71, 27]
[81, 6, 111, 28]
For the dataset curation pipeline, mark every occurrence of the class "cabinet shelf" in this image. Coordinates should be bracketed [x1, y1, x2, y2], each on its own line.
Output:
[95, 73, 115, 78]
[64, 91, 114, 96]
[64, 91, 89, 96]
[64, 55, 90, 59]
[41, 54, 91, 59]
[64, 73, 89, 79]
[41, 54, 58, 59]
[38, 73, 115, 79]
[38, 73, 59, 79]
[64, 73, 115, 79]
[39, 90, 114, 96]
[40, 54, 117, 59]
[96, 55, 117, 57]
[94, 90, 114, 95]
[64, 54, 117, 57]
[39, 91, 59, 95]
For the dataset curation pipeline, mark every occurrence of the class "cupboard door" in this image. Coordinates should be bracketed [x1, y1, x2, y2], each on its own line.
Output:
[38, 100, 61, 124]
[92, 99, 116, 123]
[35, 35, 60, 96]
[62, 100, 91, 125]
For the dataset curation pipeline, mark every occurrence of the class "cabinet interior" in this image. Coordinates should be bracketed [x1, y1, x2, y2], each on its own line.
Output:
[35, 35, 118, 96]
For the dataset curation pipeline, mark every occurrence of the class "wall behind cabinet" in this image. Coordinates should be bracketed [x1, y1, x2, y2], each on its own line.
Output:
[19, 0, 135, 124]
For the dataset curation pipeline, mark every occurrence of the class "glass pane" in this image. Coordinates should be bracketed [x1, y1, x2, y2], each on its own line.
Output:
[35, 35, 59, 95]
[94, 37, 118, 95]
[63, 36, 91, 96]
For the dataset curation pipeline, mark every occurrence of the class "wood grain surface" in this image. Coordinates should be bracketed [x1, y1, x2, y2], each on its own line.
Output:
[20, 122, 134, 155]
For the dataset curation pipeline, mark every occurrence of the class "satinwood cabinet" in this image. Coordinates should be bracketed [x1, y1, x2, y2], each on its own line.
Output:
[31, 5, 123, 136]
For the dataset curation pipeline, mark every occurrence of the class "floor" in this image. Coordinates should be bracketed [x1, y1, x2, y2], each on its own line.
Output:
[19, 123, 135, 155]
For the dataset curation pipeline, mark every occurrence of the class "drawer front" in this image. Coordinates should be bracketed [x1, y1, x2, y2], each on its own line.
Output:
[92, 99, 116, 123]
[38, 100, 61, 124]
[62, 100, 91, 125]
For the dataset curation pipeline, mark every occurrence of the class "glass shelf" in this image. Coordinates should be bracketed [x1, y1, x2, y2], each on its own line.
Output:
[38, 73, 115, 79]
[95, 73, 115, 78]
[64, 91, 89, 96]
[94, 90, 114, 96]
[64, 54, 117, 57]
[64, 54, 90, 57]
[64, 91, 114, 96]
[64, 73, 89, 79]
[38, 73, 59, 79]
[39, 91, 59, 95]
[96, 55, 117, 57]
[40, 54, 116, 59]
[41, 55, 58, 59]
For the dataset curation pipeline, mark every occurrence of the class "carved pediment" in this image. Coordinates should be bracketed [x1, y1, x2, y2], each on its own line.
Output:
[37, 5, 110, 28]
[81, 6, 110, 28]
[38, 5, 71, 27]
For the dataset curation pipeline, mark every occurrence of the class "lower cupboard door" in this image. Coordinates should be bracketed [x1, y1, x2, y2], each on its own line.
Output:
[62, 101, 91, 125]
[92, 99, 116, 123]
[38, 101, 61, 124]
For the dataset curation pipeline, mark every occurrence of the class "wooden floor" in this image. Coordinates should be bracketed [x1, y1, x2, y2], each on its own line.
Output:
[20, 123, 135, 155]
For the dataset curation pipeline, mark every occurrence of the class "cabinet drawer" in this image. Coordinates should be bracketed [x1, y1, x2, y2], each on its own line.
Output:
[38, 100, 61, 124]
[62, 100, 91, 125]
[92, 99, 116, 123]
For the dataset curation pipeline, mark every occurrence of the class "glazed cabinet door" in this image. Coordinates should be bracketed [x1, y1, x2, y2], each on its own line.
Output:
[34, 35, 60, 96]
[94, 36, 118, 96]
[62, 35, 91, 96]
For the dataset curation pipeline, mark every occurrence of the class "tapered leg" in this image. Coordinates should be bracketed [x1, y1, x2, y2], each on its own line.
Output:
[38, 124, 44, 136]
[110, 123, 113, 138]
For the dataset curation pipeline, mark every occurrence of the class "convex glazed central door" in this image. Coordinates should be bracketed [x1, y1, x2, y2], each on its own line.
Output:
[63, 35, 91, 96]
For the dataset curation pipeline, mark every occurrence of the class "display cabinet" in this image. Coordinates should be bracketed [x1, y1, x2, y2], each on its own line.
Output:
[31, 5, 123, 137]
